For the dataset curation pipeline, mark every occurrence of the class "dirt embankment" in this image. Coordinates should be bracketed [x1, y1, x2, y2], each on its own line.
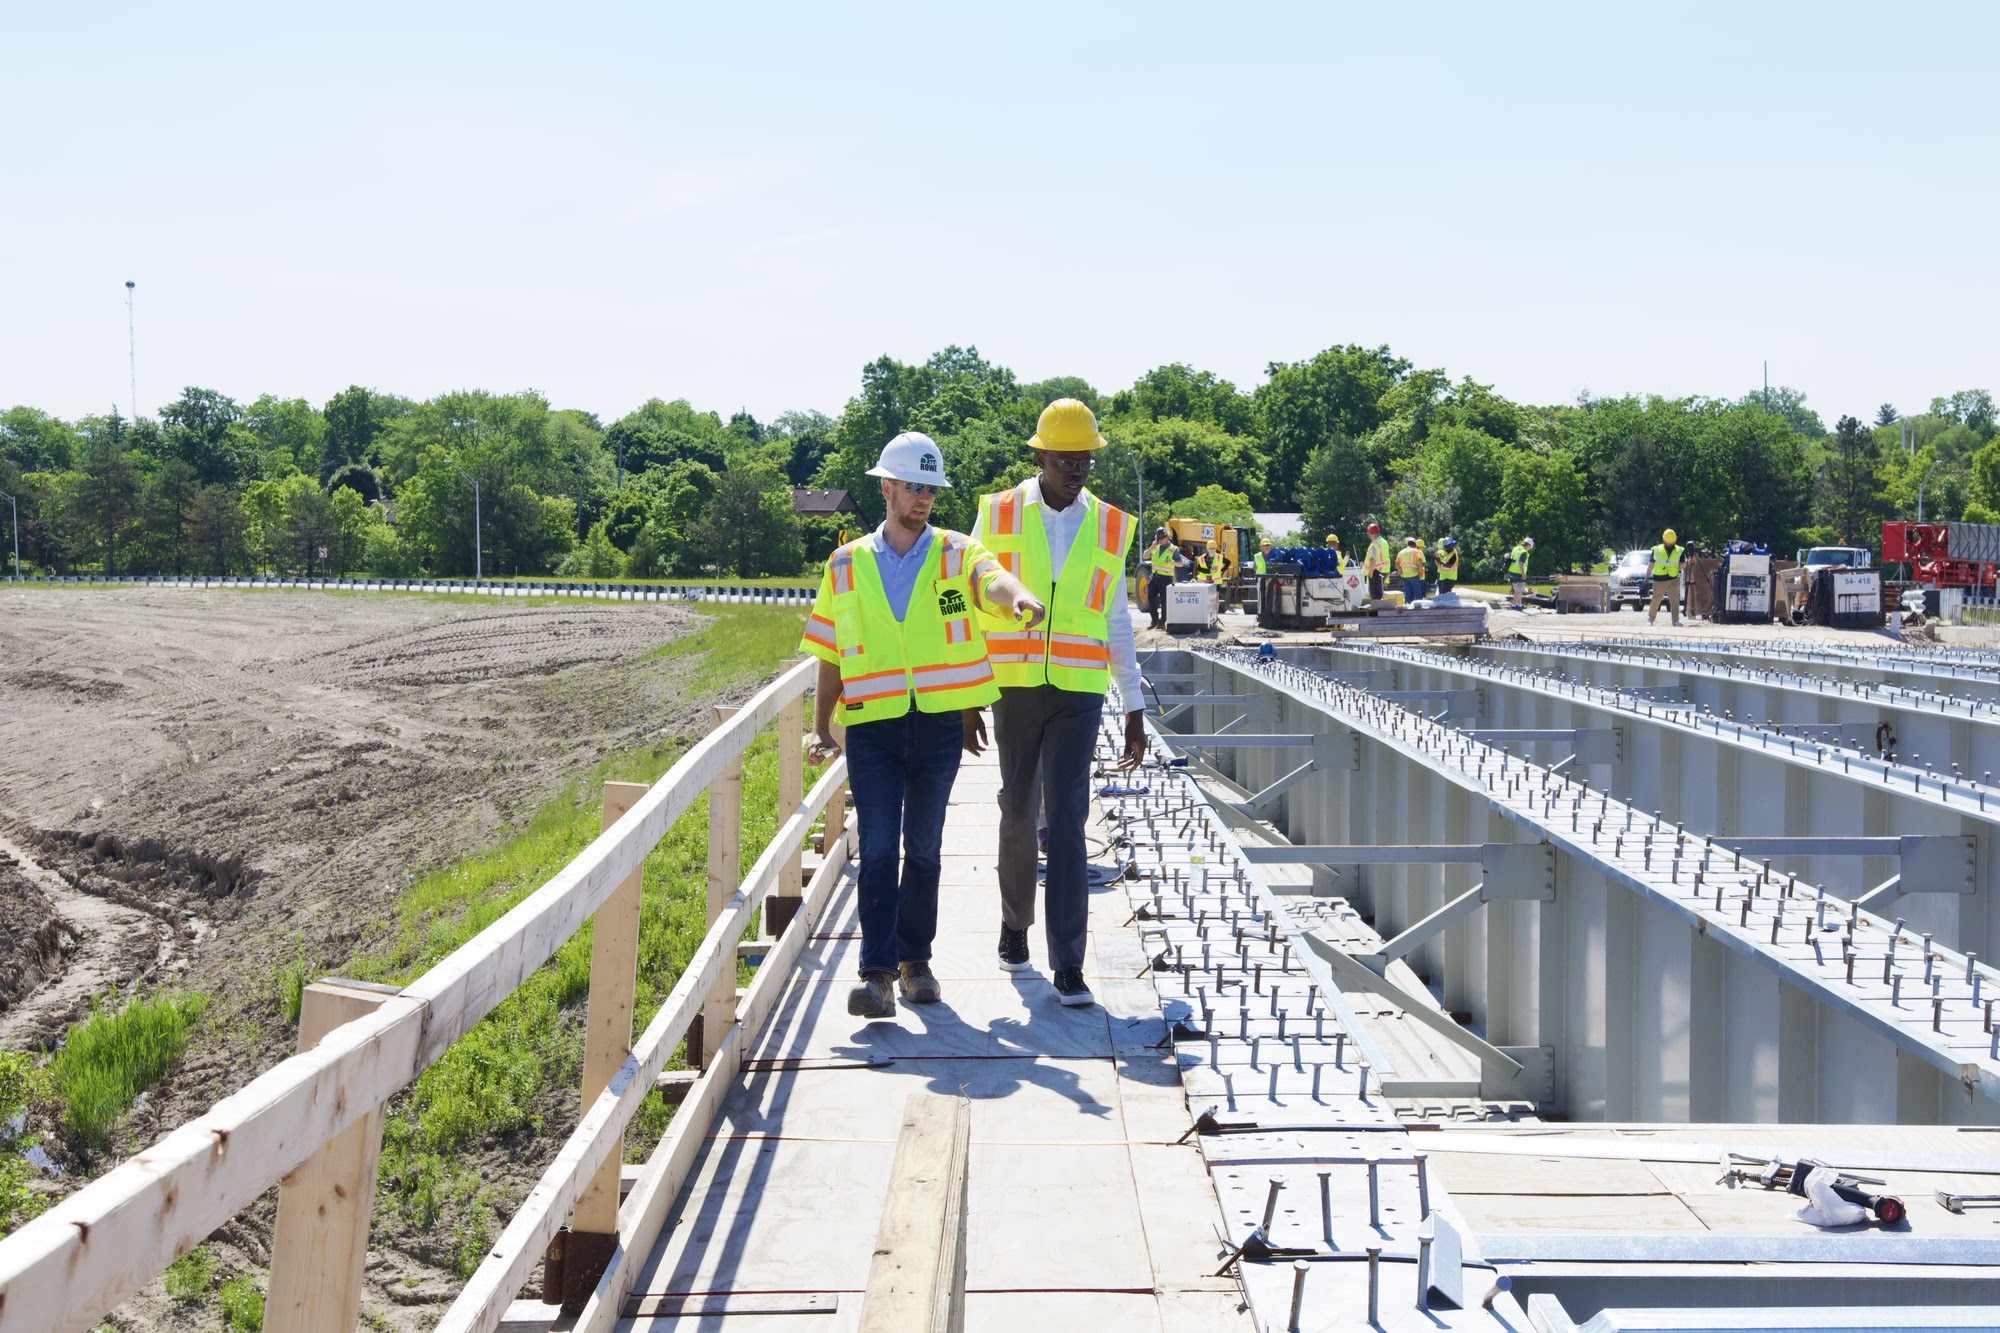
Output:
[0, 588, 725, 1325]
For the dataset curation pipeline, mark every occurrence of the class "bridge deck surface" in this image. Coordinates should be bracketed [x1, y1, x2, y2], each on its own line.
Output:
[617, 746, 1247, 1331]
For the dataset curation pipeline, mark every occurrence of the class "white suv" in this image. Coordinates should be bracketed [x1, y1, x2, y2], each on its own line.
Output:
[1605, 548, 1654, 610]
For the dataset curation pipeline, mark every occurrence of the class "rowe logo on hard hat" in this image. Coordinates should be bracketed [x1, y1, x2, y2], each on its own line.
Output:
[920, 453, 939, 473]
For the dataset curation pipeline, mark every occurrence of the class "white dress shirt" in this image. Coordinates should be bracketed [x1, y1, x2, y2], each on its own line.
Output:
[974, 476, 1142, 709]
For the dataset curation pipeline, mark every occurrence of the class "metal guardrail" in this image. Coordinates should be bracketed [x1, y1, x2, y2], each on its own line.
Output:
[1, 573, 814, 603]
[0, 658, 846, 1333]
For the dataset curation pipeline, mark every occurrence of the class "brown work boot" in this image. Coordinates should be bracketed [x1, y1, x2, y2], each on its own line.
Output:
[897, 960, 943, 1004]
[847, 971, 897, 1018]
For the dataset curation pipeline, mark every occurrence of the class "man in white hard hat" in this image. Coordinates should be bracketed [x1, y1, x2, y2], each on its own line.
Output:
[973, 399, 1144, 1008]
[802, 432, 1045, 1019]
[1507, 536, 1535, 609]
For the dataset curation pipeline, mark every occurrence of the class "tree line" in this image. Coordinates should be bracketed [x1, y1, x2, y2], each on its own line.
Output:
[2, 349, 1990, 582]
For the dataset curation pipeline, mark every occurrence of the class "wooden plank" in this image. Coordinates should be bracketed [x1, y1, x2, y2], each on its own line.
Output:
[704, 705, 743, 1069]
[573, 781, 648, 1236]
[858, 1093, 972, 1333]
[265, 980, 397, 1333]
[625, 1291, 839, 1316]
[772, 692, 804, 935]
[569, 814, 855, 1333]
[0, 660, 815, 1333]
[435, 762, 850, 1333]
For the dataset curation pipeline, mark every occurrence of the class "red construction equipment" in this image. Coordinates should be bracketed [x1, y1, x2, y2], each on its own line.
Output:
[1881, 521, 2000, 591]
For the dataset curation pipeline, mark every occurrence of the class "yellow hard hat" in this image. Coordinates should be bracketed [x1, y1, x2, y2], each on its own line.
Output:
[1206, 540, 1218, 551]
[1324, 533, 1339, 546]
[1663, 528, 1677, 545]
[1259, 538, 1271, 548]
[1027, 398, 1106, 452]
[1417, 538, 1426, 548]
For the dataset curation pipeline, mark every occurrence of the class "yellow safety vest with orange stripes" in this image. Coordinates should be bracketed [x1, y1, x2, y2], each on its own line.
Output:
[799, 530, 1001, 724]
[975, 484, 1133, 695]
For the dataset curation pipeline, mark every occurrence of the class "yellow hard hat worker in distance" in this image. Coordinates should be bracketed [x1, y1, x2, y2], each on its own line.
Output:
[1663, 528, 1677, 545]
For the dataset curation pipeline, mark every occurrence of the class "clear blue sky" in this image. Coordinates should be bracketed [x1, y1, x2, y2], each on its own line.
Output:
[3, 2, 1993, 429]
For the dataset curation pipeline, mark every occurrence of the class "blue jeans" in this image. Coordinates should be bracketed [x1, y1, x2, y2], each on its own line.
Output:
[1402, 576, 1426, 601]
[844, 707, 963, 976]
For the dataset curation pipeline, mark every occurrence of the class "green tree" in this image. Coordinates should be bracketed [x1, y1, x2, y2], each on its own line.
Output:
[1162, 484, 1253, 527]
[0, 406, 80, 472]
[1817, 415, 1886, 545]
[243, 396, 327, 478]
[559, 522, 626, 578]
[1102, 416, 1266, 516]
[1109, 364, 1255, 435]
[1298, 433, 1378, 547]
[321, 385, 410, 477]
[188, 485, 248, 573]
[160, 387, 251, 487]
[689, 465, 804, 577]
[139, 458, 200, 574]
[74, 424, 142, 573]
[1494, 450, 1591, 574]
[1254, 344, 1409, 507]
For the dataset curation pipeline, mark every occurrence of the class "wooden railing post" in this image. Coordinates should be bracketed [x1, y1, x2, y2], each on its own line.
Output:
[548, 778, 649, 1309]
[699, 704, 743, 1069]
[768, 693, 806, 936]
[265, 979, 399, 1333]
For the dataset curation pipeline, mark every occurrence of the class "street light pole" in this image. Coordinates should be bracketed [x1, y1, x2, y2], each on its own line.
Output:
[451, 463, 481, 582]
[125, 281, 137, 420]
[1919, 457, 1942, 523]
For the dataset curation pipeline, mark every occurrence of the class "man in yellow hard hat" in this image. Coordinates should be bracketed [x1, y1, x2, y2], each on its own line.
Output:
[1201, 539, 1225, 584]
[1649, 528, 1684, 627]
[973, 399, 1143, 1008]
[1141, 525, 1182, 629]
[1254, 537, 1271, 575]
[802, 432, 1045, 1018]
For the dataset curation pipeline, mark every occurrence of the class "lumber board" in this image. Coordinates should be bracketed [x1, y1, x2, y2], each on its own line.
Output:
[573, 781, 648, 1235]
[434, 761, 849, 1333]
[858, 1093, 972, 1333]
[265, 980, 396, 1333]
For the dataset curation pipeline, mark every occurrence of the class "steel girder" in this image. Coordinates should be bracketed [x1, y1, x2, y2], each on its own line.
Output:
[1145, 649, 2000, 1126]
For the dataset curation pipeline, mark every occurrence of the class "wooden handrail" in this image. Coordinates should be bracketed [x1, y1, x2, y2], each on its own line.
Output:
[0, 658, 822, 1333]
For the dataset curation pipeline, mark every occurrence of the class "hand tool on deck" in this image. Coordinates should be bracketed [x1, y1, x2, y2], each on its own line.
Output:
[1716, 1152, 1906, 1224]
[1936, 1188, 2000, 1213]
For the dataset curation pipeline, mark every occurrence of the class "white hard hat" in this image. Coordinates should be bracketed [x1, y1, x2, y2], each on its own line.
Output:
[866, 431, 951, 488]
[1522, 536, 1535, 548]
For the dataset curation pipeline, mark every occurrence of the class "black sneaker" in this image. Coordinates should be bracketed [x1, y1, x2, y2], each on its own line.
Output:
[847, 971, 897, 1019]
[997, 926, 1031, 973]
[1052, 967, 1094, 1007]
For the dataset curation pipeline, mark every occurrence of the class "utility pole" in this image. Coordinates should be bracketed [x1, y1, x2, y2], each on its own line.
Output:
[125, 281, 137, 420]
[1919, 456, 1942, 523]
[0, 485, 17, 583]
[1762, 361, 1769, 414]
[451, 462, 482, 582]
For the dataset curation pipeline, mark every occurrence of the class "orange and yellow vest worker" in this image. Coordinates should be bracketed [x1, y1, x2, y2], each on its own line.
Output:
[1362, 527, 1392, 576]
[1394, 541, 1425, 578]
[975, 480, 1134, 694]
[801, 533, 1005, 723]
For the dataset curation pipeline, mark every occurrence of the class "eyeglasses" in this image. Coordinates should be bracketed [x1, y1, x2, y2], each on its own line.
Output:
[897, 481, 941, 497]
[1046, 454, 1095, 475]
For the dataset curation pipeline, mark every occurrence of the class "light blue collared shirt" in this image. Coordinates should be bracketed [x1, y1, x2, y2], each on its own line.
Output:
[868, 522, 935, 623]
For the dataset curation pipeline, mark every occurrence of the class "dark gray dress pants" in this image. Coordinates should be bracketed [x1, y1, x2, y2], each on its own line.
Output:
[993, 684, 1104, 972]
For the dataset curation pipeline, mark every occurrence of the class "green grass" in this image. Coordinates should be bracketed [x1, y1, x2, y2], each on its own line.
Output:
[347, 604, 816, 1260]
[0, 1054, 48, 1231]
[163, 1245, 215, 1301]
[218, 1276, 263, 1331]
[52, 991, 207, 1150]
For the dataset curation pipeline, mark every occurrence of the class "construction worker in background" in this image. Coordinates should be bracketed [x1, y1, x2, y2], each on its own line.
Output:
[1201, 540, 1226, 583]
[803, 432, 1046, 1019]
[1649, 529, 1684, 627]
[1507, 536, 1535, 608]
[1394, 537, 1426, 602]
[1362, 523, 1392, 600]
[1142, 526, 1180, 629]
[974, 399, 1144, 1008]
[1435, 536, 1461, 594]
[1323, 534, 1344, 569]
[1254, 537, 1271, 575]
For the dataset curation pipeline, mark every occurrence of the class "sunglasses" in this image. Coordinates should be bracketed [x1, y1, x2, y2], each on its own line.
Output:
[897, 481, 942, 497]
[1045, 454, 1095, 475]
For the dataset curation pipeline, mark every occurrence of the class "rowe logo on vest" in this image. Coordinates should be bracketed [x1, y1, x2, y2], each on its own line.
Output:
[936, 587, 968, 617]
[920, 453, 939, 473]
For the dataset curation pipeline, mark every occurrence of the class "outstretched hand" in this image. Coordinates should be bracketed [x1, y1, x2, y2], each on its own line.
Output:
[1015, 593, 1047, 630]
[1117, 710, 1146, 771]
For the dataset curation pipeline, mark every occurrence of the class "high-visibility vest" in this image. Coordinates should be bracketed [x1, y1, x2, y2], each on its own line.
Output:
[1652, 544, 1682, 578]
[1436, 550, 1460, 577]
[1363, 536, 1391, 575]
[1394, 547, 1425, 578]
[800, 531, 1000, 724]
[976, 484, 1133, 694]
[1201, 553, 1226, 583]
[1147, 541, 1177, 576]
[1508, 544, 1530, 577]
[1254, 552, 1267, 574]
